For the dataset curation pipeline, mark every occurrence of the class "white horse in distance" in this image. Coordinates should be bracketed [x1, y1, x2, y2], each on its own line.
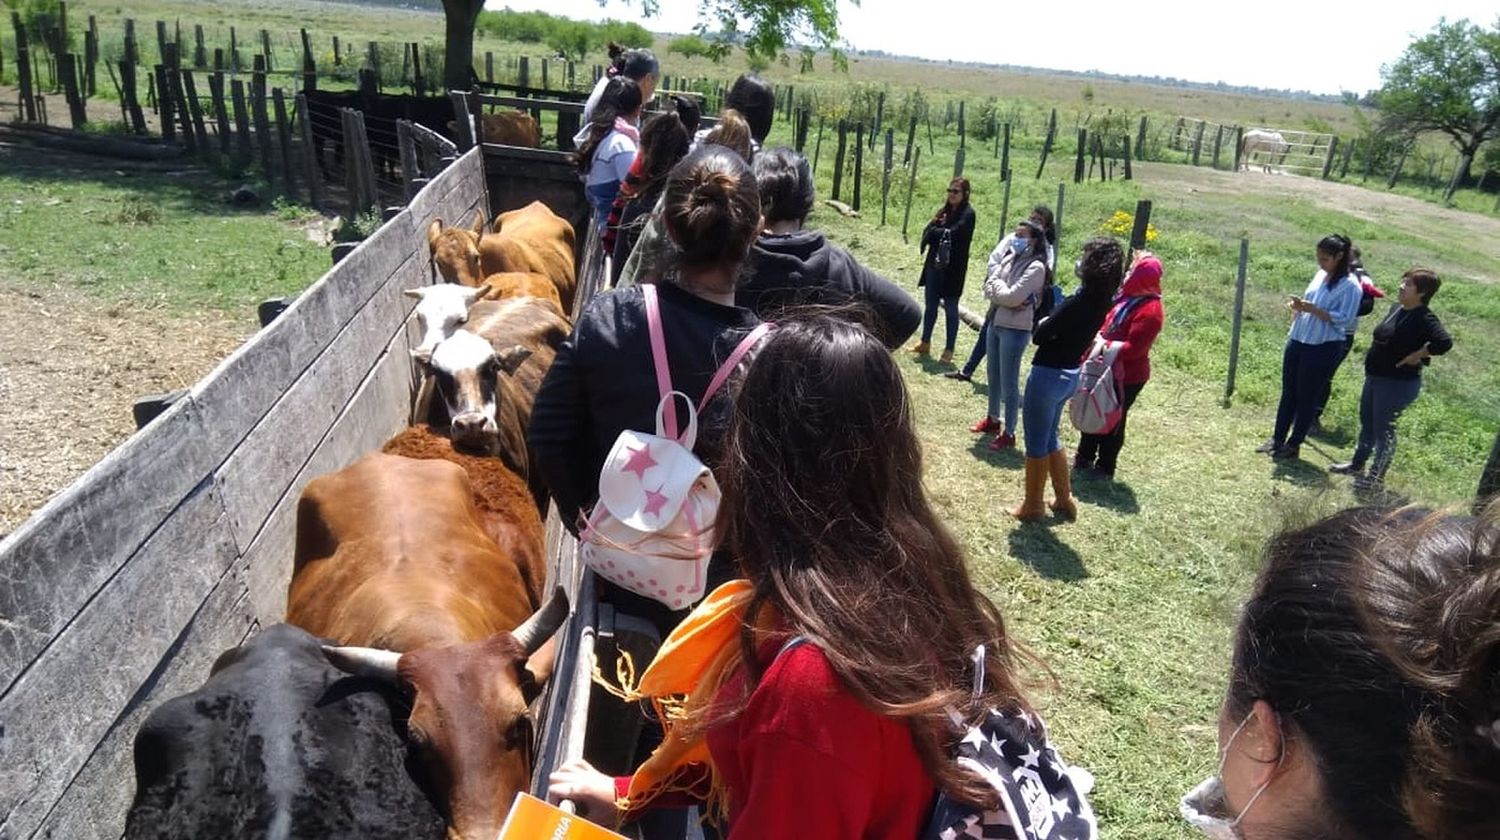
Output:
[1238, 129, 1289, 173]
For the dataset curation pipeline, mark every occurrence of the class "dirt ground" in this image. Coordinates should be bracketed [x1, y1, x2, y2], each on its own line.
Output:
[0, 283, 250, 538]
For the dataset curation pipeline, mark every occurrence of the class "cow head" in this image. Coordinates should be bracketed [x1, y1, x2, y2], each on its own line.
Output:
[427, 211, 488, 287]
[324, 589, 568, 840]
[414, 330, 532, 452]
[405, 284, 492, 357]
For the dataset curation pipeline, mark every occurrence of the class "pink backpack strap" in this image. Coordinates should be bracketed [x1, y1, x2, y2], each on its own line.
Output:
[698, 323, 775, 413]
[641, 284, 680, 438]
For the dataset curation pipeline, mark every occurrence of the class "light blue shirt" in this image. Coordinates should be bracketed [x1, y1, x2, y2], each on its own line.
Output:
[1288, 270, 1361, 345]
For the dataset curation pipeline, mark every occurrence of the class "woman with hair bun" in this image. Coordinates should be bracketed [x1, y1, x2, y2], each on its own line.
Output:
[1182, 503, 1500, 840]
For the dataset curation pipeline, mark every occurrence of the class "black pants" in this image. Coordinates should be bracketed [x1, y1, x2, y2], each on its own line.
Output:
[1076, 382, 1146, 474]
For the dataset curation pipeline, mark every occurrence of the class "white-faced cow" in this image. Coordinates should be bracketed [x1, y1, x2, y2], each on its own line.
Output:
[1239, 129, 1289, 173]
[287, 452, 565, 840]
[124, 623, 448, 840]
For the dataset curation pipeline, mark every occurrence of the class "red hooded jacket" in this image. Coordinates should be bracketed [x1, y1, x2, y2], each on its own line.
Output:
[1099, 255, 1164, 385]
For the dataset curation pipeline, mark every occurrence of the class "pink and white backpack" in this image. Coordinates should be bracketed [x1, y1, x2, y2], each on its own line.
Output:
[580, 284, 772, 609]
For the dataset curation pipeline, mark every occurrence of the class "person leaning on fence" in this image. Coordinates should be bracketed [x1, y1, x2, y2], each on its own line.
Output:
[547, 315, 1047, 839]
[1328, 268, 1452, 491]
[912, 177, 977, 365]
[1014, 237, 1123, 522]
[606, 106, 694, 285]
[971, 218, 1051, 451]
[735, 147, 920, 348]
[948, 205, 1055, 384]
[576, 77, 644, 230]
[1074, 250, 1164, 481]
[576, 43, 660, 145]
[1256, 234, 1363, 461]
[1180, 504, 1500, 840]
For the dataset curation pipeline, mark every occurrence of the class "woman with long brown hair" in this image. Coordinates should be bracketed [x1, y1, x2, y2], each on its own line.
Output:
[549, 316, 1062, 837]
[913, 177, 977, 364]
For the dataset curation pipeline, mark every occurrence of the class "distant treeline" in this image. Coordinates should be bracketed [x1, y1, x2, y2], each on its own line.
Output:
[476, 8, 653, 62]
[854, 49, 1348, 104]
[323, 0, 443, 11]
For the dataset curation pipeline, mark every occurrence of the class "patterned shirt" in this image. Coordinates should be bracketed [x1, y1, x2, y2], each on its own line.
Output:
[1287, 270, 1362, 345]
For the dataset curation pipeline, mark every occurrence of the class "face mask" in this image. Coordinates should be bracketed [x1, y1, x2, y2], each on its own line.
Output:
[1179, 710, 1282, 840]
[1013, 236, 1029, 252]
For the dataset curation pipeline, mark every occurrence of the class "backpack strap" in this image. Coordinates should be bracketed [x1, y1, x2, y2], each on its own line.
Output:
[697, 323, 775, 414]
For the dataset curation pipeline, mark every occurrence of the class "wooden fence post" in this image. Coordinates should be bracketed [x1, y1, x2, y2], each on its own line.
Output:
[485, 51, 494, 83]
[1211, 124, 1224, 169]
[300, 29, 316, 92]
[154, 64, 175, 141]
[873, 91, 884, 147]
[167, 62, 196, 153]
[957, 100, 965, 150]
[1191, 121, 1206, 166]
[518, 55, 529, 89]
[1073, 128, 1087, 183]
[181, 69, 211, 153]
[332, 35, 341, 66]
[193, 23, 206, 68]
[1128, 200, 1152, 252]
[1387, 144, 1409, 190]
[1321, 136, 1340, 180]
[997, 167, 1013, 242]
[123, 17, 137, 65]
[1339, 136, 1355, 178]
[1123, 134, 1134, 180]
[831, 118, 848, 201]
[397, 119, 420, 199]
[296, 92, 325, 209]
[230, 77, 251, 163]
[449, 90, 475, 150]
[1000, 123, 1011, 179]
[251, 56, 273, 180]
[903, 114, 917, 167]
[1443, 153, 1471, 204]
[1136, 115, 1148, 157]
[1054, 182, 1065, 240]
[13, 13, 35, 122]
[121, 60, 146, 132]
[59, 52, 86, 127]
[272, 88, 297, 199]
[880, 128, 894, 226]
[853, 122, 864, 212]
[1477, 429, 1500, 513]
[901, 147, 922, 243]
[260, 29, 272, 72]
[1226, 238, 1249, 401]
[953, 146, 965, 178]
[84, 15, 97, 95]
[1231, 126, 1244, 171]
[208, 71, 230, 153]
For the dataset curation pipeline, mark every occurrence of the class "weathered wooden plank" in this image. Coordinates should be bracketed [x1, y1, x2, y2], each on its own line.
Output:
[406, 150, 487, 226]
[34, 556, 254, 840]
[0, 482, 239, 837]
[240, 327, 421, 620]
[0, 398, 214, 696]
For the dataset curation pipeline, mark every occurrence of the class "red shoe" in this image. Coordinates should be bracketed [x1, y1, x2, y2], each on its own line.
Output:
[970, 416, 1000, 434]
[988, 432, 1016, 451]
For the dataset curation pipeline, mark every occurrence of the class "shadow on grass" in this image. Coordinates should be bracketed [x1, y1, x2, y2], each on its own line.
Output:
[1073, 473, 1141, 514]
[1007, 523, 1088, 581]
[1271, 455, 1334, 490]
[1309, 423, 1355, 449]
[969, 437, 1023, 469]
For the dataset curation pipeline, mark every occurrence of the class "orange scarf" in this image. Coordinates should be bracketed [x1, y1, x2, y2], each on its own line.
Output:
[597, 580, 781, 820]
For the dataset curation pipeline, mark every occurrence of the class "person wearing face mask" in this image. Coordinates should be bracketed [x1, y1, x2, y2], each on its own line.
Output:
[971, 218, 1051, 450]
[947, 205, 1056, 384]
[1182, 504, 1500, 840]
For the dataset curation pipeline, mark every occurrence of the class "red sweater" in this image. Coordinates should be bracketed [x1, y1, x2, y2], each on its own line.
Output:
[615, 642, 936, 839]
[1099, 256, 1165, 385]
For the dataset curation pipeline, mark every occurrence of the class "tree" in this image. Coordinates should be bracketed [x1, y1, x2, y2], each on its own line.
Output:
[547, 21, 596, 63]
[440, 0, 848, 90]
[1376, 17, 1500, 186]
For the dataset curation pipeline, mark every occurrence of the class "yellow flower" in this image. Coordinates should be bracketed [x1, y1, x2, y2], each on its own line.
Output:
[1098, 210, 1158, 242]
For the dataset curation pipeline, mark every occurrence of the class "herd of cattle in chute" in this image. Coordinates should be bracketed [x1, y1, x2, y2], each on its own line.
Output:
[123, 200, 580, 840]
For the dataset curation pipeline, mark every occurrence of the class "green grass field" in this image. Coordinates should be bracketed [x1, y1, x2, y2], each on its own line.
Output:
[3, 2, 1499, 837]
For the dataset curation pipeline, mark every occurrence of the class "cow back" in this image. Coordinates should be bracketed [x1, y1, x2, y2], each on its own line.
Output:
[288, 453, 535, 651]
[125, 623, 445, 840]
[482, 202, 577, 313]
[481, 271, 564, 313]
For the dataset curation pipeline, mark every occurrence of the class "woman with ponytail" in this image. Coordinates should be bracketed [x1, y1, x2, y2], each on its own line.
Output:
[576, 77, 645, 228]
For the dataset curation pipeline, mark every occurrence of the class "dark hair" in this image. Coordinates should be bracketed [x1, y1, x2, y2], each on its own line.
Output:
[1406, 268, 1441, 305]
[701, 110, 754, 163]
[636, 111, 693, 198]
[753, 147, 815, 224]
[716, 315, 1033, 811]
[1029, 205, 1056, 245]
[1228, 505, 1500, 840]
[934, 177, 970, 223]
[606, 42, 659, 82]
[662, 146, 762, 282]
[725, 74, 776, 143]
[1076, 236, 1124, 297]
[575, 77, 643, 174]
[1318, 234, 1353, 285]
[671, 94, 703, 135]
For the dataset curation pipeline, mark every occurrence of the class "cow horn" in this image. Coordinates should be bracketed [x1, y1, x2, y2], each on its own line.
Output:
[323, 645, 402, 684]
[512, 587, 569, 656]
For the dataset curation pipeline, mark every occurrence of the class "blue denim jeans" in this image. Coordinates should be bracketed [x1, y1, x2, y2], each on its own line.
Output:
[1354, 375, 1422, 478]
[919, 266, 960, 352]
[586, 180, 622, 230]
[1022, 364, 1081, 458]
[986, 325, 1031, 433]
[1273, 339, 1346, 449]
[961, 316, 991, 376]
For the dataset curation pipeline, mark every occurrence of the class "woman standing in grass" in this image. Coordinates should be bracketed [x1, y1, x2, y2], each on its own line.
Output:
[1013, 237, 1122, 521]
[1328, 268, 1452, 490]
[1074, 250, 1164, 480]
[970, 218, 1051, 451]
[1182, 504, 1500, 839]
[912, 177, 976, 365]
[947, 205, 1055, 384]
[1256, 234, 1362, 461]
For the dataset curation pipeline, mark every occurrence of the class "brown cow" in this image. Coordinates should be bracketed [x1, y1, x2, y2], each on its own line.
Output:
[447, 111, 542, 147]
[288, 452, 564, 840]
[482, 271, 563, 312]
[487, 201, 578, 314]
[427, 210, 489, 287]
[415, 296, 570, 509]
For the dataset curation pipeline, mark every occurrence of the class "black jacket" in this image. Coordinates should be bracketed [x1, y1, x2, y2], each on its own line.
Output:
[528, 281, 761, 533]
[1031, 286, 1115, 369]
[919, 203, 977, 297]
[738, 230, 921, 348]
[1364, 303, 1453, 380]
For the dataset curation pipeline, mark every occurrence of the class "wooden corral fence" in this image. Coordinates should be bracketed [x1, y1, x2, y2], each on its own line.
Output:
[1170, 116, 1338, 176]
[0, 150, 491, 838]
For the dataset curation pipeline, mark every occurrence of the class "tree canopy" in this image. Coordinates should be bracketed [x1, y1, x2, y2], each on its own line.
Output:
[1376, 17, 1500, 183]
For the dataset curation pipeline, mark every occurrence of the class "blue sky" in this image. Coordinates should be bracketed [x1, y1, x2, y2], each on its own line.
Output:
[485, 0, 1499, 95]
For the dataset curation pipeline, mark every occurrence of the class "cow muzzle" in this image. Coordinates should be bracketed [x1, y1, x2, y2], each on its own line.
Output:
[450, 411, 497, 446]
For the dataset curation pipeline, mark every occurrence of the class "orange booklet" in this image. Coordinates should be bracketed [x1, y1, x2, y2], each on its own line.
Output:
[497, 792, 628, 840]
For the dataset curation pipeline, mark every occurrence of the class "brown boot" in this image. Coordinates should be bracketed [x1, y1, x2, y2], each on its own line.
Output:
[1011, 456, 1049, 521]
[910, 341, 931, 356]
[1047, 449, 1078, 521]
